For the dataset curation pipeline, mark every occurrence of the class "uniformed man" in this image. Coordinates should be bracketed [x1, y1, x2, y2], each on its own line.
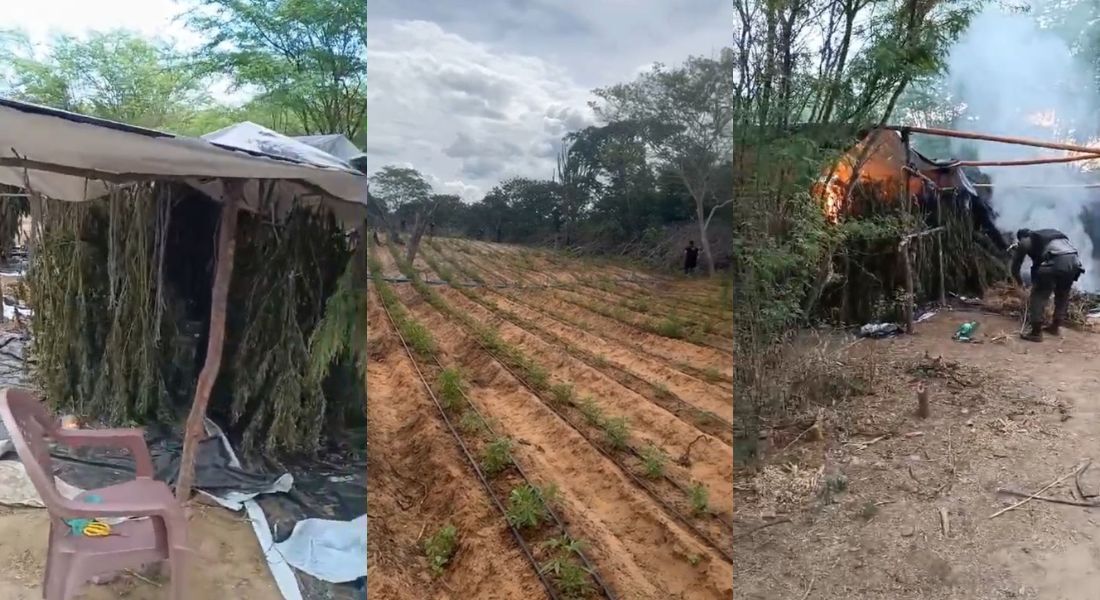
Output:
[1011, 228, 1085, 341]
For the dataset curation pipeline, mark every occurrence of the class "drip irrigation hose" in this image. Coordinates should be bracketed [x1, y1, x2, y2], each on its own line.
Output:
[458, 319, 736, 564]
[377, 290, 617, 600]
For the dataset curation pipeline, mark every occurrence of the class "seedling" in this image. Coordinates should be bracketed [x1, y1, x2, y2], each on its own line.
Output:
[602, 416, 630, 450]
[640, 444, 667, 479]
[480, 437, 513, 475]
[690, 483, 709, 516]
[505, 484, 550, 529]
[437, 368, 465, 411]
[423, 523, 458, 576]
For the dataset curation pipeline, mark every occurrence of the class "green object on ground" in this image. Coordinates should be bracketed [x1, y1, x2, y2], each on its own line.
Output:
[64, 493, 103, 536]
[954, 321, 979, 341]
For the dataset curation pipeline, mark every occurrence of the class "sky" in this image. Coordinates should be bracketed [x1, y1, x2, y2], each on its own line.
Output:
[367, 0, 731, 201]
[5, 0, 200, 47]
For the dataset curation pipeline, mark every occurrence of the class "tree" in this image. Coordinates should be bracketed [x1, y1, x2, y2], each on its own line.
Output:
[593, 51, 735, 275]
[182, 0, 367, 139]
[369, 166, 438, 263]
[0, 29, 212, 131]
[553, 141, 595, 247]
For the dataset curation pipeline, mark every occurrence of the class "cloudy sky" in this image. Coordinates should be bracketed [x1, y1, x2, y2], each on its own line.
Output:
[367, 0, 731, 201]
[6, 1, 199, 46]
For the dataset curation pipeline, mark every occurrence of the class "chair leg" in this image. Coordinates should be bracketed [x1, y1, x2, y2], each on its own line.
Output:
[168, 548, 188, 600]
[42, 551, 71, 600]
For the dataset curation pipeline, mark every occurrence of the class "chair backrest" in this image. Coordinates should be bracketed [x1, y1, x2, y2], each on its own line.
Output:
[0, 388, 64, 509]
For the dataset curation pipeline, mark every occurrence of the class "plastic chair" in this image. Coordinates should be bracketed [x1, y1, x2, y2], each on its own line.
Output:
[0, 388, 189, 599]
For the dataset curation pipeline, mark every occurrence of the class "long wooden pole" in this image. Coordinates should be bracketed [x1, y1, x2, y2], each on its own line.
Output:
[887, 125, 1100, 157]
[176, 179, 243, 501]
[955, 154, 1098, 167]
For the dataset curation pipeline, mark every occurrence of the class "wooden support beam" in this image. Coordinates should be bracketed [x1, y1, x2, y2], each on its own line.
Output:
[175, 179, 243, 502]
[887, 125, 1100, 157]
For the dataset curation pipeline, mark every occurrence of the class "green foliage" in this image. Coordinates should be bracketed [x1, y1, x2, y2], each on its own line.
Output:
[480, 437, 513, 476]
[182, 0, 366, 140]
[602, 416, 630, 450]
[640, 444, 667, 479]
[226, 208, 354, 455]
[0, 30, 212, 131]
[437, 368, 465, 411]
[505, 484, 551, 529]
[423, 523, 458, 576]
[549, 382, 574, 405]
[690, 483, 709, 516]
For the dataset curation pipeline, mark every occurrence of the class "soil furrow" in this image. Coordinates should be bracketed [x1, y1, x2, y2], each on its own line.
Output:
[393, 286, 733, 599]
[366, 287, 542, 600]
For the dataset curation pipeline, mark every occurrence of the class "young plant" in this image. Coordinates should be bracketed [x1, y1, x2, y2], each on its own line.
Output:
[399, 319, 436, 358]
[458, 410, 487, 435]
[640, 444, 667, 479]
[424, 523, 458, 576]
[437, 368, 465, 411]
[540, 556, 593, 599]
[550, 383, 574, 405]
[480, 437, 513, 475]
[578, 396, 604, 426]
[690, 483, 709, 516]
[602, 416, 630, 450]
[506, 484, 550, 529]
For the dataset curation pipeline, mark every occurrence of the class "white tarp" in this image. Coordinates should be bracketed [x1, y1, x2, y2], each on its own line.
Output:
[293, 134, 367, 167]
[0, 99, 367, 226]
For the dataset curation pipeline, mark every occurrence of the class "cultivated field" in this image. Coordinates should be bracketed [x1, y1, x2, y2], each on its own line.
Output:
[365, 235, 733, 600]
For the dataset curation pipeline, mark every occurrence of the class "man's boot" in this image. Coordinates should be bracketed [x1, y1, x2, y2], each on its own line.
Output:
[1021, 324, 1043, 342]
[1044, 321, 1062, 336]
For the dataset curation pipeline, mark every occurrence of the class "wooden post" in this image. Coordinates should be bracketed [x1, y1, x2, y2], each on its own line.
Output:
[937, 197, 946, 306]
[175, 179, 243, 501]
[901, 238, 914, 334]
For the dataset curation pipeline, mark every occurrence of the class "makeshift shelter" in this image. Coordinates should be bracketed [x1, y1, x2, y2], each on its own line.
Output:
[815, 127, 1005, 250]
[808, 127, 1015, 325]
[293, 134, 368, 174]
[0, 98, 368, 598]
[0, 97, 369, 466]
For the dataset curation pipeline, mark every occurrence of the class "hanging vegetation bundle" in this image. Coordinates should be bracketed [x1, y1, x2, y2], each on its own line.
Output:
[0, 186, 29, 263]
[28, 185, 178, 423]
[27, 180, 364, 458]
[223, 206, 362, 456]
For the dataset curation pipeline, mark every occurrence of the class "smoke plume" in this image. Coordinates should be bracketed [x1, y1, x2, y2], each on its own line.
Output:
[941, 5, 1100, 290]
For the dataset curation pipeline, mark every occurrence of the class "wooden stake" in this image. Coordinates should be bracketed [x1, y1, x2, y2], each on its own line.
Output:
[916, 383, 930, 419]
[175, 179, 243, 502]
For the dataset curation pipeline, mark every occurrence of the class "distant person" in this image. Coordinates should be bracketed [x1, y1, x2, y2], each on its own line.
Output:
[429, 221, 435, 239]
[400, 219, 407, 232]
[1011, 227, 1085, 341]
[683, 240, 700, 276]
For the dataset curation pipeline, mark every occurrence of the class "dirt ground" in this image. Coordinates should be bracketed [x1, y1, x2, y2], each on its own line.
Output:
[368, 237, 733, 599]
[735, 308, 1100, 599]
[0, 503, 278, 599]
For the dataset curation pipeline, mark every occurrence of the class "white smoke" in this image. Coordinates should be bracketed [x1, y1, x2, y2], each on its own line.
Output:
[942, 5, 1100, 290]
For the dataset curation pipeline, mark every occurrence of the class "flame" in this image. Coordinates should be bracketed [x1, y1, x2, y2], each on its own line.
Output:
[815, 159, 854, 223]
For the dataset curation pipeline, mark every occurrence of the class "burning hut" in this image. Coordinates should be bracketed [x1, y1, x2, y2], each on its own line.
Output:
[811, 127, 1011, 323]
[0, 99, 367, 498]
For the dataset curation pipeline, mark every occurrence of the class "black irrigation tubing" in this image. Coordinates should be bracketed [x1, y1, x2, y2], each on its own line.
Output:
[487, 284, 734, 391]
[443, 275, 734, 440]
[451, 309, 736, 565]
[377, 288, 617, 600]
[428, 252, 735, 397]
[367, 273, 661, 292]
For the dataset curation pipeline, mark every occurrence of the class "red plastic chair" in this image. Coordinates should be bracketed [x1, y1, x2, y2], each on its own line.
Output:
[0, 388, 189, 599]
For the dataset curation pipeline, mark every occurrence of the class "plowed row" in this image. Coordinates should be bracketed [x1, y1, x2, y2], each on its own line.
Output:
[367, 236, 733, 600]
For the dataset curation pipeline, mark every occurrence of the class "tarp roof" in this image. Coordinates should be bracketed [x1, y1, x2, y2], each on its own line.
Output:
[292, 134, 366, 167]
[0, 98, 367, 226]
